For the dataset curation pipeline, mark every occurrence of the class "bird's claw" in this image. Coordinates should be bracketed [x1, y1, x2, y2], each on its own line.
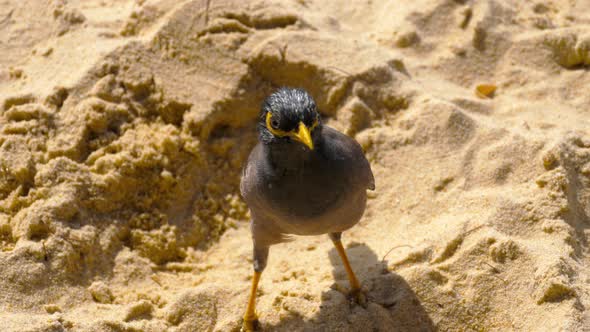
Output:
[348, 287, 368, 308]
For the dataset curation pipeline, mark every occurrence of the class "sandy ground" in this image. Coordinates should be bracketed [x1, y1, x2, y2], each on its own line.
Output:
[1, 0, 590, 331]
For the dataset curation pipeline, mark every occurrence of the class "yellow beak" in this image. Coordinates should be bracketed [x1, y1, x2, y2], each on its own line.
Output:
[292, 122, 314, 150]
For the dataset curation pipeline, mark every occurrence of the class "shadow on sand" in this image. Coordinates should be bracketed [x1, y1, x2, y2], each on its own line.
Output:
[264, 242, 435, 331]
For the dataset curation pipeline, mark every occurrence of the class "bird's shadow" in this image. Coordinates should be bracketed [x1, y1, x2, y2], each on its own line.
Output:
[263, 242, 436, 331]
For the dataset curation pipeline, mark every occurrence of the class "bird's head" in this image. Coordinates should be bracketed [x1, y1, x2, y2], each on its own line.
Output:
[258, 88, 322, 150]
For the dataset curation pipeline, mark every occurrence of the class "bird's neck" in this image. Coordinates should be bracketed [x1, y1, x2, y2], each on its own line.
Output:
[265, 141, 314, 172]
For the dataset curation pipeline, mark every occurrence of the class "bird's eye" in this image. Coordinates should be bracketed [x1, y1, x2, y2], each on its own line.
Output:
[271, 119, 279, 129]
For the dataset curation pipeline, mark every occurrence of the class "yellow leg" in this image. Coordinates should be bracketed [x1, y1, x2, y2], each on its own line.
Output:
[332, 239, 366, 306]
[332, 239, 361, 290]
[242, 271, 261, 332]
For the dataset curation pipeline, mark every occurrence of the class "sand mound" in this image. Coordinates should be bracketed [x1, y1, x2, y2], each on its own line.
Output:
[0, 0, 589, 331]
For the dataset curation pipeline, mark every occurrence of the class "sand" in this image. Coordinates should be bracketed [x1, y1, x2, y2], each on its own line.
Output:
[0, 0, 589, 331]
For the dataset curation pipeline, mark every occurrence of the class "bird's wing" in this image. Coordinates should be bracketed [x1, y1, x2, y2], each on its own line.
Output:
[366, 165, 375, 191]
[240, 143, 262, 200]
[362, 152, 375, 191]
[349, 134, 375, 190]
[239, 164, 249, 199]
[322, 126, 375, 191]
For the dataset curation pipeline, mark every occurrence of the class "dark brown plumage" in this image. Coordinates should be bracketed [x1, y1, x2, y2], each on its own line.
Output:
[240, 88, 374, 331]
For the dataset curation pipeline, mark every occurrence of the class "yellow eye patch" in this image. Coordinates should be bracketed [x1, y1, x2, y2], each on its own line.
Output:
[266, 112, 290, 137]
[265, 112, 319, 137]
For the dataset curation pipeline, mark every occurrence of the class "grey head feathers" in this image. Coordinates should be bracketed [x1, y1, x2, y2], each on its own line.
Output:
[258, 88, 321, 144]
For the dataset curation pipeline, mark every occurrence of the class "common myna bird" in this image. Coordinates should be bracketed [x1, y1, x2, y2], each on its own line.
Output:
[240, 88, 375, 331]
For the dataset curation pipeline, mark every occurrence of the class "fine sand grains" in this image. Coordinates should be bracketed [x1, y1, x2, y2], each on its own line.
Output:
[0, 0, 589, 331]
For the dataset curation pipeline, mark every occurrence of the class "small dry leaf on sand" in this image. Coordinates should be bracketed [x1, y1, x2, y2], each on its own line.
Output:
[475, 84, 497, 99]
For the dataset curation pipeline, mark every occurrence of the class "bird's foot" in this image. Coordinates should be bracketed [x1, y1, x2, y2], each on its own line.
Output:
[348, 287, 368, 308]
[241, 314, 260, 332]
